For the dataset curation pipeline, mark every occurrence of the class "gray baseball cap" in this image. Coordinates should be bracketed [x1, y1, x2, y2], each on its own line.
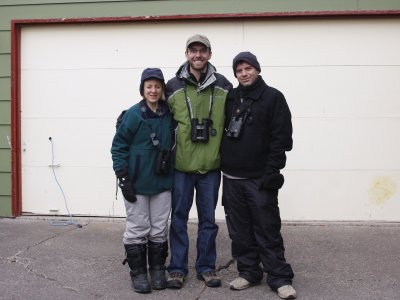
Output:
[186, 34, 211, 49]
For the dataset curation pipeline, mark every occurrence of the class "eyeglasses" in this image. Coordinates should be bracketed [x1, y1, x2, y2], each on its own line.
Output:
[187, 47, 209, 55]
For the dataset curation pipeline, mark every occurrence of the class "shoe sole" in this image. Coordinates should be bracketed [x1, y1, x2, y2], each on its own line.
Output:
[166, 282, 183, 289]
[133, 288, 151, 293]
[277, 291, 296, 299]
[230, 280, 260, 291]
[196, 275, 222, 287]
[230, 284, 250, 291]
[205, 281, 222, 288]
[278, 296, 296, 299]
[277, 294, 296, 299]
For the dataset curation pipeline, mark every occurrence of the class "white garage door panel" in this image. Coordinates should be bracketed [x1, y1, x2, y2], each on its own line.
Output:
[245, 19, 400, 66]
[290, 117, 400, 170]
[269, 66, 400, 118]
[21, 69, 141, 118]
[281, 170, 400, 221]
[22, 66, 400, 120]
[22, 167, 123, 216]
[22, 119, 115, 167]
[21, 18, 400, 220]
[21, 66, 234, 120]
[21, 22, 244, 70]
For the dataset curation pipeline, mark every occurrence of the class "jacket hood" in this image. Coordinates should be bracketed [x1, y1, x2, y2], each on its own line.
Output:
[176, 61, 217, 91]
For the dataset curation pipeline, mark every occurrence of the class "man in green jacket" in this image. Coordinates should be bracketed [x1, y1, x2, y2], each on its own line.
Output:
[165, 34, 232, 289]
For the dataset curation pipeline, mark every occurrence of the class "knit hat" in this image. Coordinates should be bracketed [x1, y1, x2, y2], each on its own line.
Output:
[186, 34, 211, 49]
[139, 68, 165, 96]
[232, 51, 261, 77]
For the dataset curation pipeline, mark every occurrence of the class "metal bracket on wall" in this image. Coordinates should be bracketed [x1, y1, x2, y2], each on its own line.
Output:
[48, 164, 61, 168]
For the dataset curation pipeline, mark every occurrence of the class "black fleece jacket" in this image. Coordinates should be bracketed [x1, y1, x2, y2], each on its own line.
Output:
[220, 76, 293, 179]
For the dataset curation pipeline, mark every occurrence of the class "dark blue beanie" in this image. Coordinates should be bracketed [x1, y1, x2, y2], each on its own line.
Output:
[232, 51, 261, 77]
[140, 68, 165, 96]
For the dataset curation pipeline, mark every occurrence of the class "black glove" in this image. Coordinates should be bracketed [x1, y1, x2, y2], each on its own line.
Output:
[118, 176, 137, 203]
[259, 172, 284, 191]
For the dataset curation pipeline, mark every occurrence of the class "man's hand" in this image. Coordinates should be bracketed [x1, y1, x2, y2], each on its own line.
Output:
[260, 172, 284, 191]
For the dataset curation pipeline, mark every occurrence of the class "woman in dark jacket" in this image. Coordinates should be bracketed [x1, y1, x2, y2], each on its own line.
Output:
[111, 68, 174, 293]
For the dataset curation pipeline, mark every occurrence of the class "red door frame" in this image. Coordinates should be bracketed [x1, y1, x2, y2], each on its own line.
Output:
[10, 10, 400, 216]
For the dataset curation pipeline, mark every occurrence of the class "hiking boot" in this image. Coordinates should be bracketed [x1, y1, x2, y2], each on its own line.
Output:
[167, 272, 184, 289]
[277, 285, 297, 299]
[197, 271, 221, 287]
[229, 277, 251, 290]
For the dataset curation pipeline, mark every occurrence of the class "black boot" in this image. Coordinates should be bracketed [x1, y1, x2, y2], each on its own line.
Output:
[148, 240, 168, 290]
[123, 243, 151, 293]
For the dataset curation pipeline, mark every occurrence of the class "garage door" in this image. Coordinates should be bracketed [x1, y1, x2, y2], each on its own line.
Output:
[20, 18, 400, 221]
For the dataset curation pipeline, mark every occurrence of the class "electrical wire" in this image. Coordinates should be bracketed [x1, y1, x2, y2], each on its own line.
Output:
[48, 137, 77, 227]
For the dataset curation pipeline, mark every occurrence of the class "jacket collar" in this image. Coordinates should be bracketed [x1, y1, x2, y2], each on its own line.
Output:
[176, 61, 217, 92]
[237, 76, 267, 102]
[139, 99, 168, 118]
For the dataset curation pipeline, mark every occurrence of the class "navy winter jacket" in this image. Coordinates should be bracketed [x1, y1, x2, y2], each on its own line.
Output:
[221, 76, 293, 179]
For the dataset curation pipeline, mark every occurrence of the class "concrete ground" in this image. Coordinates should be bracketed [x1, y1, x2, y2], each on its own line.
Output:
[1, 217, 400, 300]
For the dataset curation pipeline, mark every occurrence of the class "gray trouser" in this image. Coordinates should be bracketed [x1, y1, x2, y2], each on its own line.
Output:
[123, 190, 171, 245]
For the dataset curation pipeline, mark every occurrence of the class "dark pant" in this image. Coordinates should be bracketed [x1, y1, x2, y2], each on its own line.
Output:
[222, 176, 294, 291]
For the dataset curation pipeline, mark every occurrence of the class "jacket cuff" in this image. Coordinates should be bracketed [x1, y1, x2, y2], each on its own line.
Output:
[115, 168, 128, 178]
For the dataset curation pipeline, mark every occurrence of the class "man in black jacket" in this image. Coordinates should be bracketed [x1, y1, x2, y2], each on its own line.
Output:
[221, 52, 296, 299]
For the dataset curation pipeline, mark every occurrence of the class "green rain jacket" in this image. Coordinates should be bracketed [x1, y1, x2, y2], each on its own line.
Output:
[166, 62, 232, 174]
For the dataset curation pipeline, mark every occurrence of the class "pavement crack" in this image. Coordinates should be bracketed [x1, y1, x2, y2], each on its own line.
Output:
[195, 285, 207, 300]
[2, 226, 81, 293]
[217, 257, 235, 271]
[5, 225, 80, 263]
[2, 233, 57, 266]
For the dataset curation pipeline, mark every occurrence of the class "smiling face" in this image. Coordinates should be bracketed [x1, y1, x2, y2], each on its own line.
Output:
[185, 42, 212, 74]
[235, 61, 260, 87]
[143, 79, 163, 108]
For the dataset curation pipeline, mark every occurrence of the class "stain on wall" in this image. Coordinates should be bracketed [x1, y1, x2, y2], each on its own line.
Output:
[369, 176, 397, 204]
